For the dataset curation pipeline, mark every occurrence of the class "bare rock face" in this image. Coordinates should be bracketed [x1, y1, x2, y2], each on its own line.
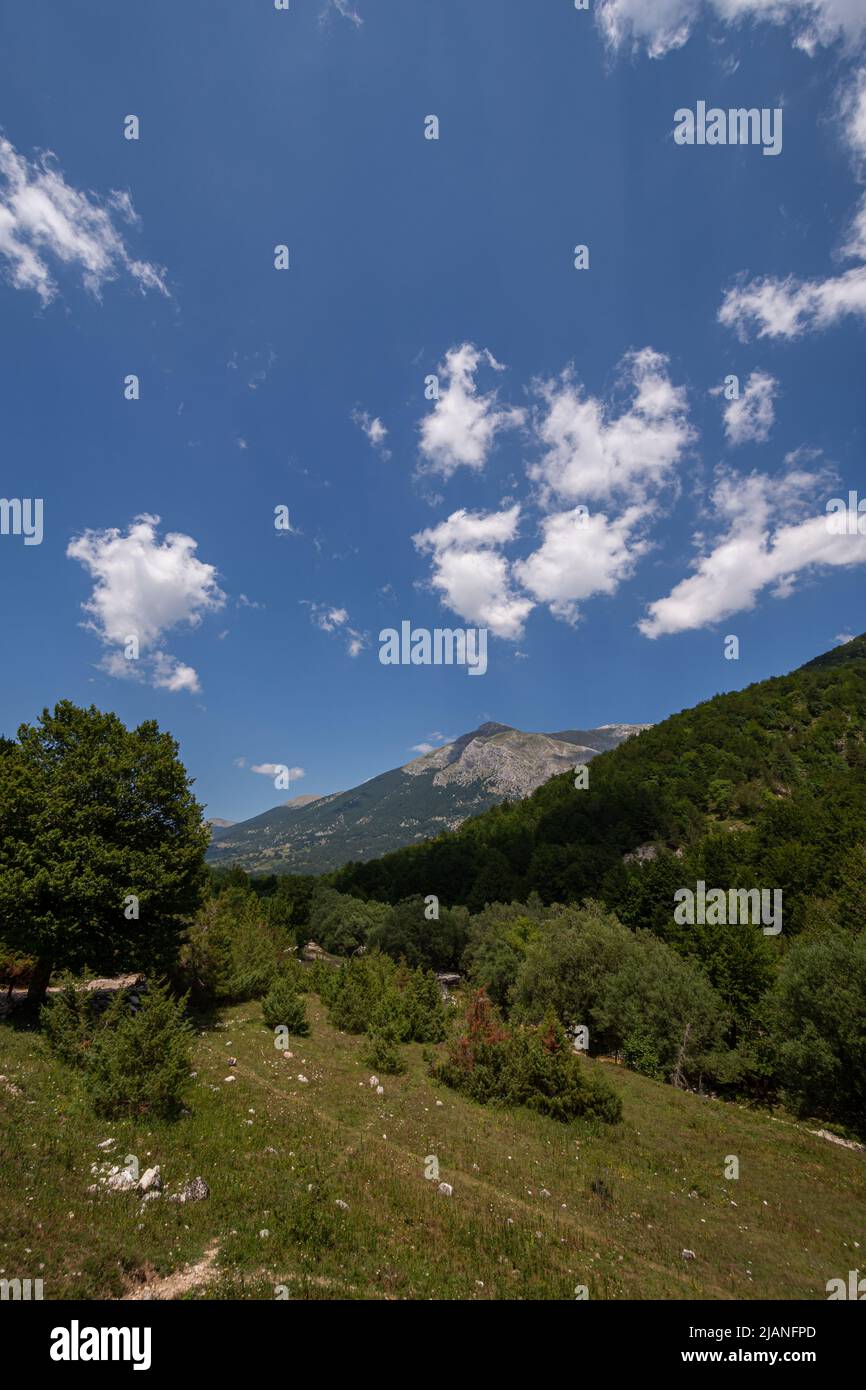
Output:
[403, 727, 583, 800]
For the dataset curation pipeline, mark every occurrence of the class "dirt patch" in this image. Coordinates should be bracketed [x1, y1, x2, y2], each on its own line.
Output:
[123, 1240, 221, 1301]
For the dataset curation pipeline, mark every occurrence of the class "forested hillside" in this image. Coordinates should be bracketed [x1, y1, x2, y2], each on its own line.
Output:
[333, 635, 866, 938]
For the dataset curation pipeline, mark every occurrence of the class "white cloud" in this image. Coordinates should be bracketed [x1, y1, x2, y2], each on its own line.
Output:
[413, 505, 534, 640]
[718, 199, 866, 340]
[303, 601, 366, 655]
[835, 630, 855, 643]
[527, 348, 694, 506]
[840, 67, 866, 167]
[352, 408, 390, 457]
[714, 370, 778, 444]
[410, 732, 452, 754]
[419, 344, 525, 477]
[152, 654, 201, 695]
[309, 604, 348, 632]
[322, 0, 362, 25]
[597, 0, 866, 59]
[67, 514, 225, 692]
[0, 135, 167, 304]
[515, 505, 652, 626]
[640, 466, 866, 637]
[251, 764, 305, 779]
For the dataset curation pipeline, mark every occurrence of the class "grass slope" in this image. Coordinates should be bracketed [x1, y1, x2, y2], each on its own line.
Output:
[2, 995, 863, 1301]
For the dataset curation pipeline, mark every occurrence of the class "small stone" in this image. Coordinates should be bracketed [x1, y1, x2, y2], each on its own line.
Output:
[227, 1058, 237, 1067]
[682, 1249, 696, 1261]
[138, 1166, 161, 1194]
[168, 1176, 209, 1205]
[297, 1074, 308, 1084]
[335, 1199, 349, 1210]
[224, 1075, 236, 1083]
[376, 1085, 384, 1095]
[105, 1166, 137, 1192]
[437, 1182, 453, 1197]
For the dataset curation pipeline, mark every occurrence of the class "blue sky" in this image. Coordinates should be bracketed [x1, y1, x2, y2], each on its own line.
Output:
[0, 0, 865, 823]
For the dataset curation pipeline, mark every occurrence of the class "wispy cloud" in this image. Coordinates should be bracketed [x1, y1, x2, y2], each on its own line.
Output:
[352, 408, 390, 458]
[301, 600, 367, 656]
[0, 134, 167, 304]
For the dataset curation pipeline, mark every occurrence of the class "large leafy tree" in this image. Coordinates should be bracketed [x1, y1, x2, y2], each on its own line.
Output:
[0, 702, 209, 1002]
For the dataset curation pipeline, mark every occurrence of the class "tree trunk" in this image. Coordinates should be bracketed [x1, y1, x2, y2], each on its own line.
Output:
[26, 957, 53, 1006]
[671, 1021, 692, 1091]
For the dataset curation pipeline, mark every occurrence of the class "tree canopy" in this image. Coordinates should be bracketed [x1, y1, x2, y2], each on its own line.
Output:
[0, 701, 208, 999]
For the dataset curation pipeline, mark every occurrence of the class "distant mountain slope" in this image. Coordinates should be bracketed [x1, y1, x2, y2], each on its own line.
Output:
[334, 635, 866, 931]
[206, 721, 648, 874]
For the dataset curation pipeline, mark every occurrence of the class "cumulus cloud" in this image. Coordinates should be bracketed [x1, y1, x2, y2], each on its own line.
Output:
[713, 370, 778, 444]
[719, 193, 866, 340]
[515, 505, 652, 626]
[0, 135, 167, 304]
[597, 0, 866, 59]
[152, 654, 202, 695]
[412, 505, 534, 640]
[419, 344, 525, 477]
[640, 464, 866, 637]
[527, 348, 694, 506]
[67, 514, 225, 692]
[251, 763, 305, 779]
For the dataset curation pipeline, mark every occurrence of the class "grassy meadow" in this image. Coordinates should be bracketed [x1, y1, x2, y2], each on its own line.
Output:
[1, 990, 863, 1301]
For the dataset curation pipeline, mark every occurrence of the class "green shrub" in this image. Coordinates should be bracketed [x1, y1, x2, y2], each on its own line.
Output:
[323, 952, 448, 1047]
[40, 984, 107, 1068]
[180, 885, 294, 1002]
[84, 981, 193, 1120]
[434, 993, 622, 1125]
[307, 958, 338, 1002]
[404, 969, 447, 1043]
[261, 976, 309, 1036]
[363, 1022, 406, 1075]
